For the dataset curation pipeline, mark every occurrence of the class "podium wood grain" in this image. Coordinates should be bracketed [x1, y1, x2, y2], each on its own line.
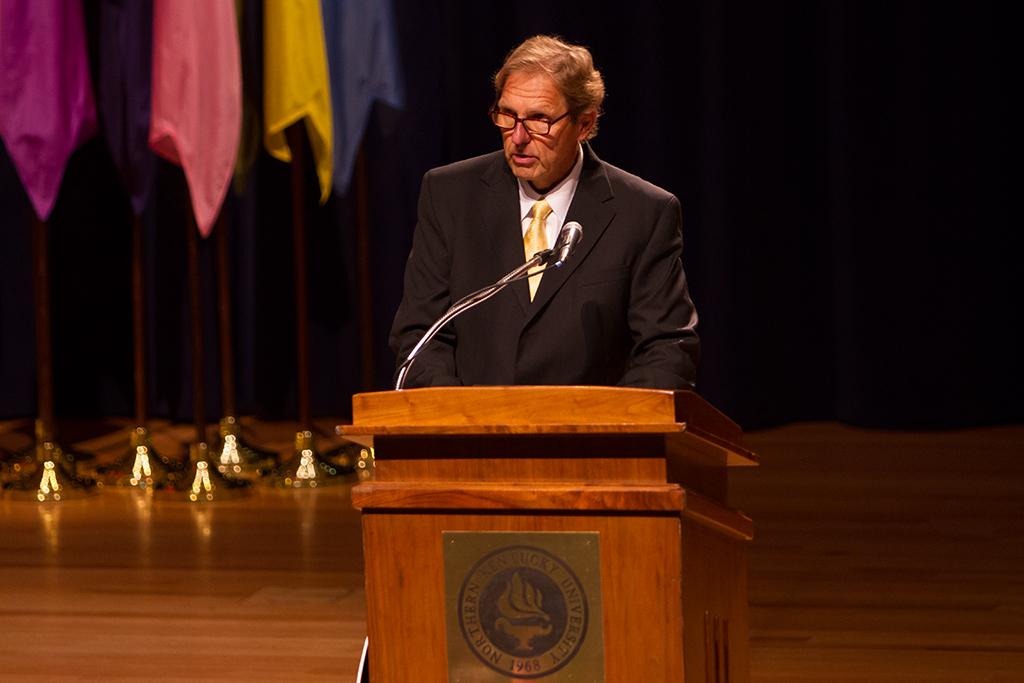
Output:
[347, 387, 755, 682]
[362, 512, 688, 682]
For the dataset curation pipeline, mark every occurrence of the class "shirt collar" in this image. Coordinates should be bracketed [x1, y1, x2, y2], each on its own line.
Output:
[518, 144, 584, 221]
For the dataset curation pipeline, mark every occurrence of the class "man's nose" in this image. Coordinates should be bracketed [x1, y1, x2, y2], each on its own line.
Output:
[510, 121, 531, 146]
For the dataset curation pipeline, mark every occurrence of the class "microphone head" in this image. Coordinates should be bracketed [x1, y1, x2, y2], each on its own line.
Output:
[551, 221, 583, 267]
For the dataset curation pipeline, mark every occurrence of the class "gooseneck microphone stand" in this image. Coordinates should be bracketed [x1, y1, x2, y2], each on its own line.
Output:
[395, 220, 583, 391]
[397, 249, 577, 390]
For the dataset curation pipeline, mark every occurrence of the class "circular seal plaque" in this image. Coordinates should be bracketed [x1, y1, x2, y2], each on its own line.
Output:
[457, 545, 589, 678]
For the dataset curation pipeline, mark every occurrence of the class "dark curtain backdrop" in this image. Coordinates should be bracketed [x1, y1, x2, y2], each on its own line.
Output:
[0, 2, 1019, 430]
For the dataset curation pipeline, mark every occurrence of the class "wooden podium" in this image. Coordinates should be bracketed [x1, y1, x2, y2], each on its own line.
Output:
[344, 386, 757, 682]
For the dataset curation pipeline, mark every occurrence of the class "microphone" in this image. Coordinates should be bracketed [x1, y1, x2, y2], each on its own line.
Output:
[394, 221, 584, 390]
[548, 221, 583, 267]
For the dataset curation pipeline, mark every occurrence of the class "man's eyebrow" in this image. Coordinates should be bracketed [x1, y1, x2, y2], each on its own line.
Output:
[495, 104, 554, 119]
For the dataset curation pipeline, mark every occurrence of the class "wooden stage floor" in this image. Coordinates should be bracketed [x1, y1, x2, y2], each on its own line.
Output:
[1, 418, 1022, 681]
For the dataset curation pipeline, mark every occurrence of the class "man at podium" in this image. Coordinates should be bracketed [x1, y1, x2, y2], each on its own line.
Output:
[390, 35, 699, 390]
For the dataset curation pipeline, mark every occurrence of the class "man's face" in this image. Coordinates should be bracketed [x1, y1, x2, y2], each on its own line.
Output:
[497, 71, 595, 193]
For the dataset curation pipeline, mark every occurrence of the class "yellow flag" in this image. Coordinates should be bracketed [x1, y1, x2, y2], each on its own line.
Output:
[263, 0, 334, 203]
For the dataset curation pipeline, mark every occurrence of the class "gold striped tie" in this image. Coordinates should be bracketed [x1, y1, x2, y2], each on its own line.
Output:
[524, 198, 552, 301]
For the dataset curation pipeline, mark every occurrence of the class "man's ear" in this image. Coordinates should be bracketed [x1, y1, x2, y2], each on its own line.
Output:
[576, 109, 597, 140]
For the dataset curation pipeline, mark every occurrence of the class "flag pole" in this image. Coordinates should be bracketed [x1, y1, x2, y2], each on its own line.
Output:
[213, 211, 277, 479]
[215, 213, 236, 420]
[132, 213, 148, 427]
[353, 143, 375, 391]
[268, 122, 347, 487]
[97, 210, 181, 489]
[123, 212, 177, 486]
[327, 142, 375, 480]
[286, 123, 312, 434]
[2, 215, 95, 500]
[186, 210, 207, 448]
[32, 215, 56, 444]
[181, 204, 249, 502]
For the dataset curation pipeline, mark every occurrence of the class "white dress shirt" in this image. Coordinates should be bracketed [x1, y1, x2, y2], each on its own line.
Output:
[517, 144, 584, 248]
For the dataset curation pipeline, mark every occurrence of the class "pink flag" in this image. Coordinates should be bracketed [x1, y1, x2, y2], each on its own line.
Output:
[149, 0, 241, 237]
[0, 0, 97, 221]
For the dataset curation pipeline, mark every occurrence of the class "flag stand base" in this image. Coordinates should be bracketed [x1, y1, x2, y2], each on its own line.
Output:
[95, 426, 185, 490]
[267, 430, 352, 488]
[178, 442, 252, 502]
[2, 438, 96, 501]
[212, 416, 279, 481]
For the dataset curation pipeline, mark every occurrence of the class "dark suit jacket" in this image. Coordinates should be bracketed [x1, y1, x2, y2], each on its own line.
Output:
[389, 144, 699, 389]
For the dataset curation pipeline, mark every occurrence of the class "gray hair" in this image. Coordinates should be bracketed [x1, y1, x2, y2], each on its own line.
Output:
[494, 35, 605, 139]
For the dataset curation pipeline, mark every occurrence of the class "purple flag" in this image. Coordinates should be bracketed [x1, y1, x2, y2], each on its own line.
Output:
[320, 0, 405, 194]
[98, 0, 156, 216]
[0, 0, 98, 220]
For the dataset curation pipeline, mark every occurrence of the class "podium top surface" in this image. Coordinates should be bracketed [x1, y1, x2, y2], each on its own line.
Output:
[341, 386, 757, 465]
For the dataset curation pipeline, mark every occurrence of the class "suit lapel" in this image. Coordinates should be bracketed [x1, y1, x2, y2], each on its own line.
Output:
[522, 144, 615, 327]
[479, 155, 532, 315]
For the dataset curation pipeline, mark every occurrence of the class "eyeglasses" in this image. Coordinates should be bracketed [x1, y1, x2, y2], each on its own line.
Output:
[489, 109, 571, 135]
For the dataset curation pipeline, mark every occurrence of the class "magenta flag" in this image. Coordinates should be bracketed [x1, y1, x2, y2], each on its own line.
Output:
[149, 0, 241, 237]
[0, 0, 98, 221]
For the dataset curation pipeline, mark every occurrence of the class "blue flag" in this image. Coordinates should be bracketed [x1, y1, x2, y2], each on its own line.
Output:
[320, 0, 405, 194]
